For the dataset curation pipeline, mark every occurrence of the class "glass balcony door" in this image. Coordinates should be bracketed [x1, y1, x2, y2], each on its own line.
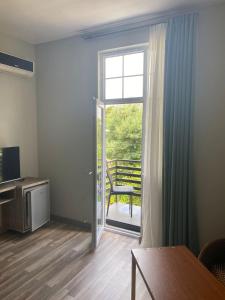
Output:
[93, 99, 106, 249]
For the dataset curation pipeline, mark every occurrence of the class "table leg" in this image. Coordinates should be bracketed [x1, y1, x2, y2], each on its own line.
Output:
[131, 254, 136, 300]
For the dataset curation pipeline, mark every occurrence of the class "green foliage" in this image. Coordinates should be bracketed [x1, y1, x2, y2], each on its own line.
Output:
[105, 104, 143, 160]
[105, 104, 143, 207]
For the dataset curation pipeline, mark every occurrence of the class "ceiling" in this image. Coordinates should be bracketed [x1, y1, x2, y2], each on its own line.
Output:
[0, 0, 224, 44]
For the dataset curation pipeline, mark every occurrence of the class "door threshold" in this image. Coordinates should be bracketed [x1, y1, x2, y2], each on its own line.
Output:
[104, 224, 140, 239]
[106, 218, 140, 233]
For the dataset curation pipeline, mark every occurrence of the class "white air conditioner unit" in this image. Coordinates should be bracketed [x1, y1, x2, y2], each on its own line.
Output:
[0, 51, 34, 78]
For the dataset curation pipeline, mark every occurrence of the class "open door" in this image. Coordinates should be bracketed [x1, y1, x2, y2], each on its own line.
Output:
[92, 98, 105, 249]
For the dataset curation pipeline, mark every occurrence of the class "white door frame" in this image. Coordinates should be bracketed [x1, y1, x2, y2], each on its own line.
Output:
[94, 43, 149, 238]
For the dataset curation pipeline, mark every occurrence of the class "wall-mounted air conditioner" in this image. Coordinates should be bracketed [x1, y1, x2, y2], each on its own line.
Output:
[0, 51, 34, 78]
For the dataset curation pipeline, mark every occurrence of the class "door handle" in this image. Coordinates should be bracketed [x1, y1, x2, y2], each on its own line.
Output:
[25, 191, 31, 229]
[88, 171, 94, 175]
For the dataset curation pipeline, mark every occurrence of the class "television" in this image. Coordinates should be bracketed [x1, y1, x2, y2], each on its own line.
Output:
[0, 147, 21, 184]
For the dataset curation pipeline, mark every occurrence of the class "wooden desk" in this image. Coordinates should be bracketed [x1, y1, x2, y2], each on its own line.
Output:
[0, 177, 49, 233]
[131, 246, 225, 300]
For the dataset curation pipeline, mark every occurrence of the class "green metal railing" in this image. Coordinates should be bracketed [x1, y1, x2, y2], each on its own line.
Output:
[106, 159, 142, 205]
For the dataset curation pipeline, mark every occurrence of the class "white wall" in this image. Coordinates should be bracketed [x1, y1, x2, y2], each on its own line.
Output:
[0, 32, 38, 177]
[36, 3, 225, 245]
[194, 3, 225, 246]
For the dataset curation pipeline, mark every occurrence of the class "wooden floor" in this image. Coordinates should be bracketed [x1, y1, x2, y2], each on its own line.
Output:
[0, 222, 150, 300]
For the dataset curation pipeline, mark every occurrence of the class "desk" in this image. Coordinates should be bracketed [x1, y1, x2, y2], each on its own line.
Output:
[131, 246, 225, 300]
[0, 185, 16, 201]
[0, 178, 49, 233]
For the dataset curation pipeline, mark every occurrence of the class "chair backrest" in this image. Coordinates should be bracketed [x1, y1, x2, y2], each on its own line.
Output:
[198, 239, 225, 270]
[106, 161, 114, 190]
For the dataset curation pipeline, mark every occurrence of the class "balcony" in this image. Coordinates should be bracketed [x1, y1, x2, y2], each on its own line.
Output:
[105, 159, 142, 232]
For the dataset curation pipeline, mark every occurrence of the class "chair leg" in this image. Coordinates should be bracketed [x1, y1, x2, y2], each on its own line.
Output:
[130, 195, 133, 218]
[106, 192, 111, 216]
[129, 195, 131, 215]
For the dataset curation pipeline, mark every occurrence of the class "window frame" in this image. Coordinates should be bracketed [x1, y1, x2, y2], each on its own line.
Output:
[98, 44, 148, 105]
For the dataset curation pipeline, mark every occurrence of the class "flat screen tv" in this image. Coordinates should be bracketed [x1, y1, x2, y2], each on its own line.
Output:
[0, 147, 20, 184]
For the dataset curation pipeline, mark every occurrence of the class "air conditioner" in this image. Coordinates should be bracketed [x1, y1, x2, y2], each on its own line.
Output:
[0, 51, 34, 78]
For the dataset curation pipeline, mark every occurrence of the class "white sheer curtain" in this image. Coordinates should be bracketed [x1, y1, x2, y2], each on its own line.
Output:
[141, 23, 167, 248]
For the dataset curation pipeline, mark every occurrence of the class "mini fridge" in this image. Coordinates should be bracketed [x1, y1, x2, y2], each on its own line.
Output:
[24, 184, 50, 232]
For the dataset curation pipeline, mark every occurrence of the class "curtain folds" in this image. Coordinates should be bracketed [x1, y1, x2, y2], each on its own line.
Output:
[141, 23, 167, 248]
[162, 13, 199, 253]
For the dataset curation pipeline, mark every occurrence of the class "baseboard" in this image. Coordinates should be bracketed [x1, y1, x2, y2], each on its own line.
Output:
[51, 215, 91, 231]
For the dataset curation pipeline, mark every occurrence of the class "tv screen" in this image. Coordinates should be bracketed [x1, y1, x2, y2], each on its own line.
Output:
[0, 147, 20, 184]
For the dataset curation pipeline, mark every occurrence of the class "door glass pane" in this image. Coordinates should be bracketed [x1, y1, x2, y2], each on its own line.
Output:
[124, 76, 143, 98]
[105, 78, 122, 100]
[105, 56, 122, 78]
[124, 52, 144, 76]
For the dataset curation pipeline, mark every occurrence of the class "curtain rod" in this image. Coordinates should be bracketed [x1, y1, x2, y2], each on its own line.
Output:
[79, 7, 200, 39]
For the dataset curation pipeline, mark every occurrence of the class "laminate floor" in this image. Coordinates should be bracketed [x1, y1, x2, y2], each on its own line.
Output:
[0, 223, 150, 300]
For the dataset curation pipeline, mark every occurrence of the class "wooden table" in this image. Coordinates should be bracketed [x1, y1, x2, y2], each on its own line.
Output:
[131, 246, 225, 300]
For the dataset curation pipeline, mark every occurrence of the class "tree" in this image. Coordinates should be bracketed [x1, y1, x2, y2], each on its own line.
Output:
[105, 104, 142, 160]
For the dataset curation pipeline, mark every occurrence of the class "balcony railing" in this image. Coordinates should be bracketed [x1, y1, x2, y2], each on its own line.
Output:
[106, 159, 142, 199]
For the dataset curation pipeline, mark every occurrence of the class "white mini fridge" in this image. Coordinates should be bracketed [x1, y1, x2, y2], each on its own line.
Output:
[24, 184, 50, 232]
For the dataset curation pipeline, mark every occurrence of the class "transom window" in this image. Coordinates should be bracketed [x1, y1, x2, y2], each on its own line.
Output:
[100, 46, 146, 103]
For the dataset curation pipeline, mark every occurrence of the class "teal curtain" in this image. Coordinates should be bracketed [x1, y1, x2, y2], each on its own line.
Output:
[162, 13, 199, 254]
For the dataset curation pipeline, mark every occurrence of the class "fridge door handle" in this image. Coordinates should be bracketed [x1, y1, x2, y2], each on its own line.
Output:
[25, 191, 31, 230]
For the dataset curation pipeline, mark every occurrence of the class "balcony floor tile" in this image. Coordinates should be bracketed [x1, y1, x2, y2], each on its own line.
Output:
[106, 202, 141, 227]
